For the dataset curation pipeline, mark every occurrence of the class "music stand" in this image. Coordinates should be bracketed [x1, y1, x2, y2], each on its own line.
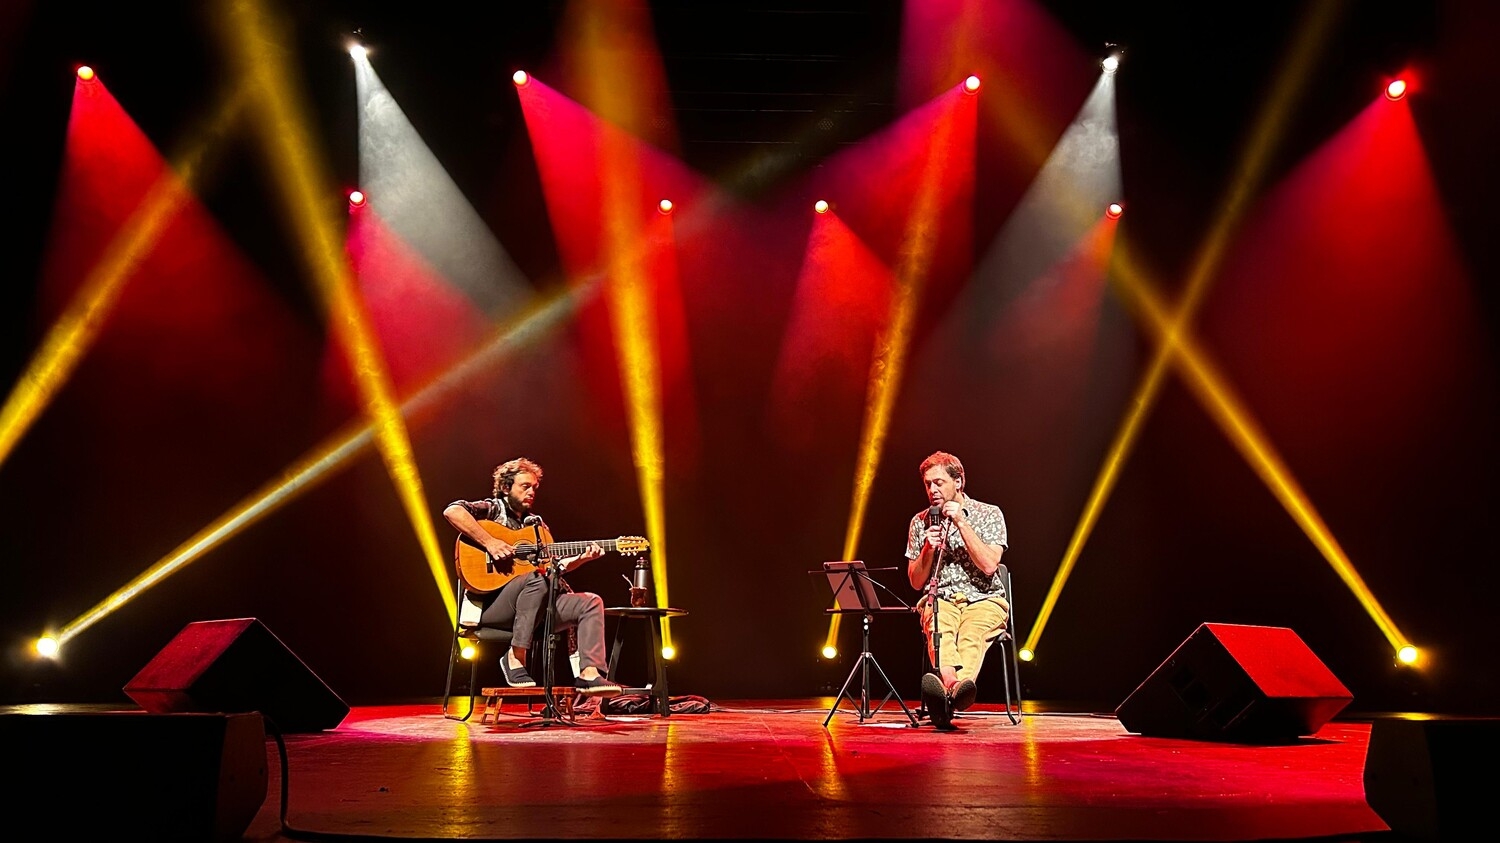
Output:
[819, 561, 918, 728]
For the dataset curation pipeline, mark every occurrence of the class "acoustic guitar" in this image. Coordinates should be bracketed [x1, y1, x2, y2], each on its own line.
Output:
[455, 519, 650, 593]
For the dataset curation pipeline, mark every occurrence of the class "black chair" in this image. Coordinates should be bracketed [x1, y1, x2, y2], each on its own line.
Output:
[916, 563, 1022, 724]
[441, 578, 580, 723]
[441, 584, 515, 722]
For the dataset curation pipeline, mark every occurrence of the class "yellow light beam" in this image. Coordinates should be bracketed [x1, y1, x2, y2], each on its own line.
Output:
[830, 95, 964, 650]
[220, 0, 447, 613]
[573, 0, 674, 650]
[51, 287, 584, 645]
[0, 87, 247, 468]
[602, 149, 671, 646]
[1110, 247, 1410, 652]
[1026, 0, 1348, 655]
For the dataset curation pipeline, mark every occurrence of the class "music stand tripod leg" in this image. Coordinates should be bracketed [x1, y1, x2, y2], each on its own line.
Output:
[866, 647, 918, 726]
[857, 610, 918, 727]
[822, 609, 919, 728]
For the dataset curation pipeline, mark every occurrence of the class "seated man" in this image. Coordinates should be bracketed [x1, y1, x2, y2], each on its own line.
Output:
[444, 457, 621, 696]
[905, 451, 1009, 728]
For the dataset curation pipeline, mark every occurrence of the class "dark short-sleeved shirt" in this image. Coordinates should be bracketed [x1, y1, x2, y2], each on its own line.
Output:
[447, 497, 526, 531]
[904, 495, 1008, 604]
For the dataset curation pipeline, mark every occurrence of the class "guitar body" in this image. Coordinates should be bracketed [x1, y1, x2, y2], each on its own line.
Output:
[455, 520, 555, 594]
[454, 520, 650, 594]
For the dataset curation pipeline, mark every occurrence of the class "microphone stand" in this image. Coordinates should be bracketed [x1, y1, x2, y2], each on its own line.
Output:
[522, 518, 576, 729]
[923, 508, 948, 723]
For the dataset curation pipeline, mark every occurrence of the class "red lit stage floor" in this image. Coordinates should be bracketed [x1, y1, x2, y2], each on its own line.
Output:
[230, 698, 1394, 841]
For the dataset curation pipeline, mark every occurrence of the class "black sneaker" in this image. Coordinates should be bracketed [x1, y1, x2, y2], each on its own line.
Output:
[574, 675, 623, 697]
[499, 658, 537, 688]
[921, 673, 954, 730]
[951, 678, 977, 712]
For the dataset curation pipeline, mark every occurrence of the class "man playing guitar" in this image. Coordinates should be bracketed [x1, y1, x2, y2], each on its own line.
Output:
[443, 457, 623, 696]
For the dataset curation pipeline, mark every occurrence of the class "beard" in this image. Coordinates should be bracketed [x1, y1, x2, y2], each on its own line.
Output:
[507, 493, 531, 517]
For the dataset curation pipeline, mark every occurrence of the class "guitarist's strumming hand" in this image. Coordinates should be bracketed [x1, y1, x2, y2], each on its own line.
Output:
[484, 538, 518, 567]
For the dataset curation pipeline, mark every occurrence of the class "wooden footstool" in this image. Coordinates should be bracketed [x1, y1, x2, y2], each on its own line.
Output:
[477, 687, 579, 724]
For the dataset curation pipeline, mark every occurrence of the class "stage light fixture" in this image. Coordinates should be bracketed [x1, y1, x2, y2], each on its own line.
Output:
[1106, 202, 1124, 219]
[814, 199, 829, 214]
[1102, 44, 1123, 74]
[662, 646, 677, 660]
[822, 645, 838, 660]
[76, 65, 95, 81]
[658, 198, 673, 214]
[35, 635, 59, 659]
[349, 43, 367, 60]
[512, 69, 529, 87]
[1020, 648, 1034, 662]
[347, 189, 366, 207]
[1397, 645, 1419, 665]
[1385, 79, 1407, 101]
[963, 75, 981, 93]
[461, 643, 476, 660]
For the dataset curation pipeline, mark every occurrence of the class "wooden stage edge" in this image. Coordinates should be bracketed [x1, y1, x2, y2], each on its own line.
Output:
[7, 698, 1489, 841]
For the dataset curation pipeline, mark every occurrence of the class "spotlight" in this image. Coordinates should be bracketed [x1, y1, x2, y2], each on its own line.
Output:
[814, 199, 829, 214]
[658, 198, 673, 214]
[35, 636, 59, 659]
[461, 643, 476, 660]
[76, 66, 95, 82]
[1105, 202, 1124, 219]
[963, 75, 981, 94]
[1019, 648, 1034, 662]
[662, 646, 676, 660]
[1102, 44, 1123, 74]
[821, 645, 838, 660]
[348, 189, 366, 207]
[349, 43, 367, 61]
[1397, 645, 1419, 665]
[512, 69, 529, 87]
[1385, 79, 1407, 101]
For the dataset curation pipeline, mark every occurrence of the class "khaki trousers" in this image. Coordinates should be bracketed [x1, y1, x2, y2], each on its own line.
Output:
[919, 596, 1009, 684]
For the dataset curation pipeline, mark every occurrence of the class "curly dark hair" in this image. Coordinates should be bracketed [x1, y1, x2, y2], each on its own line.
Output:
[919, 451, 964, 486]
[492, 457, 543, 498]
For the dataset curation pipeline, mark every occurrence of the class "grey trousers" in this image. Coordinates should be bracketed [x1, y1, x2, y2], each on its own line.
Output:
[478, 572, 608, 674]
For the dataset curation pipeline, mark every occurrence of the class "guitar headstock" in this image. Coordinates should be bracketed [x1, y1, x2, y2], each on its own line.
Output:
[616, 536, 650, 556]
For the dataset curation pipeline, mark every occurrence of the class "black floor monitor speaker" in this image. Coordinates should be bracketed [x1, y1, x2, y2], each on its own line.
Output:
[124, 617, 349, 732]
[2, 710, 267, 841]
[1115, 622, 1352, 743]
[1364, 716, 1500, 841]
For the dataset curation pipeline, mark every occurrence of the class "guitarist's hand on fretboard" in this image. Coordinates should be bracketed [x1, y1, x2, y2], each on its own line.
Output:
[558, 541, 605, 572]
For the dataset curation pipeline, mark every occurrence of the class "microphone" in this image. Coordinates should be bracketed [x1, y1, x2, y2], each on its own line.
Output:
[927, 504, 943, 527]
[522, 514, 541, 527]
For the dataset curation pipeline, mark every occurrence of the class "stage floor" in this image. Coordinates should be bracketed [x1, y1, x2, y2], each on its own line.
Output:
[227, 697, 1392, 841]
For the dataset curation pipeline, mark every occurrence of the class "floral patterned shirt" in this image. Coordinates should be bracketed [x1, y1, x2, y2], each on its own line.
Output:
[904, 494, 1008, 604]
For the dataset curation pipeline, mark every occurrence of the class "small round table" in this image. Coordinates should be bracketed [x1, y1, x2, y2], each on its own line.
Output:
[604, 607, 688, 717]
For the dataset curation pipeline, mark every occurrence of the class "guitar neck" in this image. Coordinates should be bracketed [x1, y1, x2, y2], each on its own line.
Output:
[541, 539, 625, 557]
